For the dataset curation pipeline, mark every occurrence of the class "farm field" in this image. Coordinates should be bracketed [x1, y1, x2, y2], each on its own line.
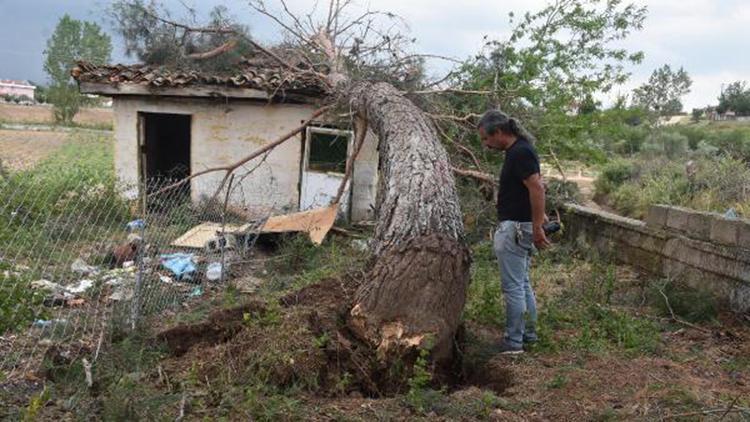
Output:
[0, 103, 112, 128]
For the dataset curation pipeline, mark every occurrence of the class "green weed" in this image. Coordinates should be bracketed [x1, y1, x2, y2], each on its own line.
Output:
[651, 280, 718, 324]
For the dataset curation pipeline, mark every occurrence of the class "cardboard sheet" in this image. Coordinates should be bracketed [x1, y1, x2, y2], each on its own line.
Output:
[171, 204, 338, 248]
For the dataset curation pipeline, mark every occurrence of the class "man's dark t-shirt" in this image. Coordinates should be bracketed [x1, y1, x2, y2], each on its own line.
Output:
[497, 137, 540, 222]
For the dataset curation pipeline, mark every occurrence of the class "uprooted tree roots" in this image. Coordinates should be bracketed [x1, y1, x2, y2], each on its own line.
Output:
[155, 274, 511, 398]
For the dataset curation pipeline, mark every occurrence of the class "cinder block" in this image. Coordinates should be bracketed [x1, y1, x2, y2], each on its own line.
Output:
[738, 221, 750, 250]
[646, 204, 670, 228]
[666, 206, 691, 232]
[687, 211, 714, 241]
[730, 282, 750, 314]
[710, 218, 741, 246]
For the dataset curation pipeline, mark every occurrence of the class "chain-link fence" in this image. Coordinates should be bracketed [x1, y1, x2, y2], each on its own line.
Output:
[0, 169, 269, 400]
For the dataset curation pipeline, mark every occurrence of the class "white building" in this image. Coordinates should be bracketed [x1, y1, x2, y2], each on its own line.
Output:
[72, 60, 379, 223]
[0, 79, 35, 99]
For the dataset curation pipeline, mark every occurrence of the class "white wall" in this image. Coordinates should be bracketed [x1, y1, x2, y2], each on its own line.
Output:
[112, 96, 379, 221]
[351, 128, 379, 222]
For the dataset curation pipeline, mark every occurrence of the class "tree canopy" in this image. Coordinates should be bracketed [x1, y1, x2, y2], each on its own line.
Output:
[717, 81, 750, 115]
[43, 14, 111, 123]
[110, 0, 253, 73]
[436, 0, 648, 162]
[632, 64, 692, 116]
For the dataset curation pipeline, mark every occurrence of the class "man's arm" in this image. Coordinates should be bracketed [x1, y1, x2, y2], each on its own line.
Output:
[523, 173, 551, 249]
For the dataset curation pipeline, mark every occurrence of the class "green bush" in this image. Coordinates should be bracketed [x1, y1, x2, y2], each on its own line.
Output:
[707, 129, 750, 162]
[0, 263, 47, 334]
[643, 131, 689, 159]
[594, 159, 636, 196]
[651, 280, 718, 323]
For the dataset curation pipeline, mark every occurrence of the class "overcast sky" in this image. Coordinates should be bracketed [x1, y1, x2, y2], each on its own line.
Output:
[0, 0, 748, 110]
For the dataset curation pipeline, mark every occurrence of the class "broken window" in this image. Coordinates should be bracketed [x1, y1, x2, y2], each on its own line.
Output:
[306, 127, 351, 174]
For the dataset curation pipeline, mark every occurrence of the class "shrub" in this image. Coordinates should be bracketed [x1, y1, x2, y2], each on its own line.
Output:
[594, 159, 636, 196]
[706, 129, 750, 162]
[650, 280, 718, 323]
[0, 263, 47, 334]
[644, 131, 689, 159]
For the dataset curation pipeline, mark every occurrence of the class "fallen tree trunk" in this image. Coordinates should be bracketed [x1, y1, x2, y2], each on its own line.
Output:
[346, 82, 471, 363]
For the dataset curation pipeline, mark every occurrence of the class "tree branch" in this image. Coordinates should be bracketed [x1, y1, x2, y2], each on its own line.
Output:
[452, 167, 496, 185]
[333, 116, 368, 204]
[186, 39, 239, 60]
[150, 105, 332, 197]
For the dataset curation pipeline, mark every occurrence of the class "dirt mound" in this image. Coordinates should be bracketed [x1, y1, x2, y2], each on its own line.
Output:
[153, 275, 513, 399]
[157, 301, 266, 356]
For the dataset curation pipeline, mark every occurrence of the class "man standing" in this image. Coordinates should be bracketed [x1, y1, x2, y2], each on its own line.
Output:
[478, 110, 550, 355]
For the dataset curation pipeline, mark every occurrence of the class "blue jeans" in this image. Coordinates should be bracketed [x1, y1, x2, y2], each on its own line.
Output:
[493, 221, 538, 348]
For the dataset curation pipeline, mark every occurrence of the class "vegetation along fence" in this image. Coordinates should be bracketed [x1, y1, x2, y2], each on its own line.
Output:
[0, 170, 269, 401]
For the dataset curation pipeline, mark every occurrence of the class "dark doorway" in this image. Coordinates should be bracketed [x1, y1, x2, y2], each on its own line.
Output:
[139, 112, 191, 196]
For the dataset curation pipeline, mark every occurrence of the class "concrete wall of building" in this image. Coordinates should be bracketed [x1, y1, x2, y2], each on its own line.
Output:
[112, 96, 379, 221]
[563, 203, 750, 314]
[351, 129, 379, 222]
[0, 82, 35, 98]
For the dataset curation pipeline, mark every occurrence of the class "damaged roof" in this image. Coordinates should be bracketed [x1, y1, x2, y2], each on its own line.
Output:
[71, 58, 328, 101]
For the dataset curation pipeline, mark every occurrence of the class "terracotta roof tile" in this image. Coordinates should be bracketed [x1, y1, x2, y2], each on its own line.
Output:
[71, 60, 326, 98]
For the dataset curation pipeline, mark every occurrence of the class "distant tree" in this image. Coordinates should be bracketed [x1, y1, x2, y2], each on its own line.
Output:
[43, 14, 111, 123]
[691, 108, 703, 123]
[28, 82, 48, 104]
[632, 65, 692, 115]
[578, 94, 601, 115]
[717, 81, 750, 115]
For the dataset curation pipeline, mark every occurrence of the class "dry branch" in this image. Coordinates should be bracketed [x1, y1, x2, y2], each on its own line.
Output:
[186, 39, 239, 60]
[452, 167, 496, 185]
[333, 116, 368, 205]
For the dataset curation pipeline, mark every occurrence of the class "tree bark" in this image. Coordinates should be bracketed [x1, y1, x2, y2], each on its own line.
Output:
[346, 82, 471, 363]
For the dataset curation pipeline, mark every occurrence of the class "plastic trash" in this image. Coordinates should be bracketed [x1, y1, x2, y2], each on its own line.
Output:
[71, 258, 99, 275]
[160, 253, 196, 280]
[205, 262, 226, 281]
[159, 275, 173, 284]
[126, 219, 146, 232]
[724, 208, 738, 220]
[189, 286, 204, 297]
[67, 279, 95, 294]
[33, 318, 67, 328]
[351, 239, 369, 252]
[31, 279, 66, 293]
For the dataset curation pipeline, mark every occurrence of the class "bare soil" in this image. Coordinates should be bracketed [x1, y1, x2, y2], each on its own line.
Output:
[0, 103, 112, 127]
[0, 129, 68, 171]
[139, 261, 750, 420]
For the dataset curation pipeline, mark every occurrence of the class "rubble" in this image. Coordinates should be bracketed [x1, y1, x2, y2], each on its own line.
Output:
[66, 279, 94, 294]
[70, 258, 99, 275]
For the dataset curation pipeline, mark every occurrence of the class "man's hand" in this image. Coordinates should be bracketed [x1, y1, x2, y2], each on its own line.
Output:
[533, 225, 552, 249]
[524, 173, 552, 250]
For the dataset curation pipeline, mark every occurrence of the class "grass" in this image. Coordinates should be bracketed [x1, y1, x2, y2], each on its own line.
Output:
[263, 233, 369, 295]
[465, 241, 663, 357]
[0, 131, 133, 334]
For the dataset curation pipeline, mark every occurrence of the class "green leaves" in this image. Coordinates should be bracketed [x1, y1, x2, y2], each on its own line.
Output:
[632, 65, 693, 115]
[43, 14, 111, 123]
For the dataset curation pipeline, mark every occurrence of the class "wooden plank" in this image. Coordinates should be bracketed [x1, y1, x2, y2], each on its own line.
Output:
[261, 205, 338, 245]
[171, 222, 251, 248]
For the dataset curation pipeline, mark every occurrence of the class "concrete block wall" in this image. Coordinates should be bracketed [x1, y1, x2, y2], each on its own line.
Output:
[647, 204, 750, 249]
[563, 203, 750, 314]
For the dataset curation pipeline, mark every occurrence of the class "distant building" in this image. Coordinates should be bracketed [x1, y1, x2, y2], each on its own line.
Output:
[0, 79, 36, 99]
